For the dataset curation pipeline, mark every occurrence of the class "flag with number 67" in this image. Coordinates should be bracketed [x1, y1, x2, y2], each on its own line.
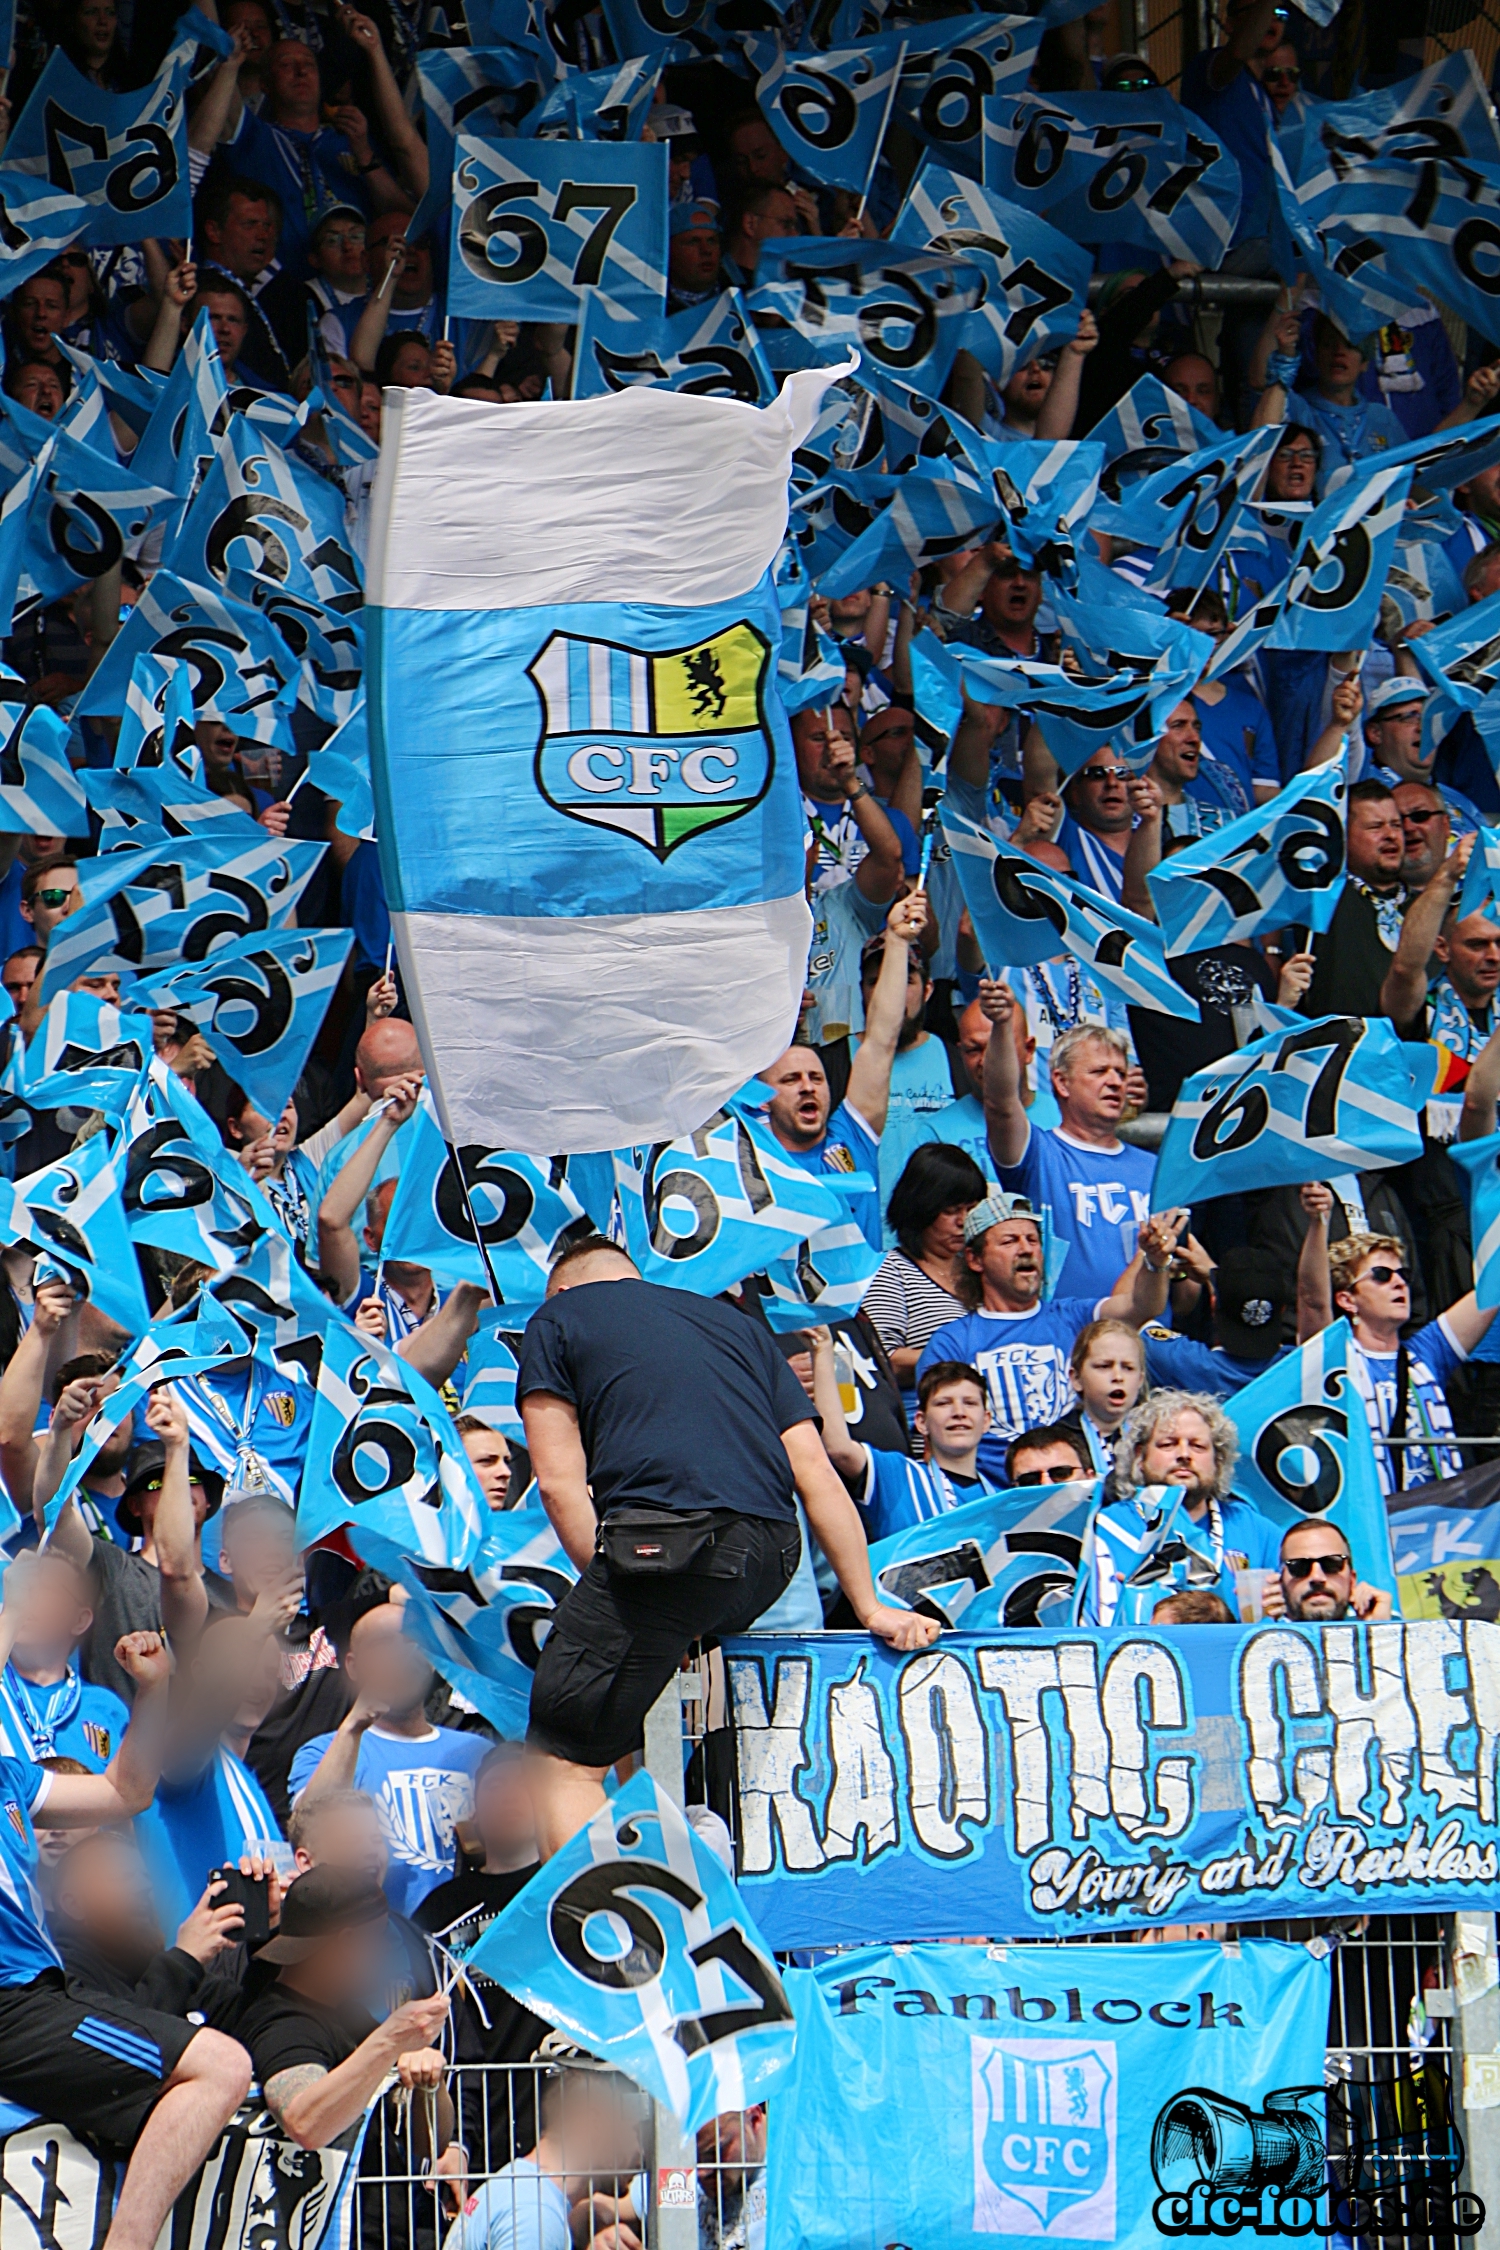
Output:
[1147, 753, 1347, 958]
[448, 129, 667, 323]
[1154, 1015, 1433, 1209]
[467, 1770, 797, 2130]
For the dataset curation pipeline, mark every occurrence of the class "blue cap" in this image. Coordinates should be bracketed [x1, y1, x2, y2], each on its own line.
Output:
[963, 1192, 1039, 1245]
[670, 198, 720, 238]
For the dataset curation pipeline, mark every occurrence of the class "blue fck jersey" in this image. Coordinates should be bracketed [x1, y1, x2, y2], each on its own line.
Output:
[784, 1099, 882, 1252]
[0, 1668, 128, 1771]
[137, 1746, 285, 1935]
[918, 1301, 1102, 1482]
[859, 1449, 1001, 1541]
[289, 1724, 489, 1917]
[999, 1124, 1153, 1303]
[0, 1760, 63, 1985]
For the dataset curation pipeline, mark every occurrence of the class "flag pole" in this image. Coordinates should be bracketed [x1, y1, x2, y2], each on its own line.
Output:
[855, 40, 906, 228]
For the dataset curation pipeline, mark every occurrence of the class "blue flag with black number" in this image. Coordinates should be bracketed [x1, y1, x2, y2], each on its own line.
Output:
[894, 18, 1044, 181]
[15, 425, 173, 608]
[982, 88, 1241, 268]
[466, 1769, 797, 2131]
[82, 759, 259, 850]
[524, 55, 660, 141]
[3, 1130, 151, 1336]
[161, 413, 364, 628]
[1410, 586, 1500, 711]
[760, 1210, 884, 1331]
[6, 14, 229, 245]
[296, 1318, 489, 1567]
[130, 310, 230, 500]
[868, 1480, 1099, 1627]
[1222, 1318, 1394, 1594]
[79, 571, 300, 745]
[1147, 753, 1347, 958]
[755, 237, 983, 399]
[119, 1060, 280, 1277]
[573, 291, 776, 406]
[612, 1099, 849, 1296]
[1089, 425, 1280, 591]
[408, 44, 544, 253]
[889, 166, 1088, 387]
[952, 609, 1204, 777]
[132, 929, 353, 1124]
[774, 545, 846, 718]
[0, 170, 92, 297]
[379, 1097, 594, 1296]
[1089, 374, 1219, 493]
[751, 31, 908, 192]
[815, 474, 1003, 600]
[461, 1308, 527, 1438]
[0, 680, 86, 835]
[941, 801, 1200, 1021]
[1206, 457, 1414, 678]
[1154, 1015, 1433, 1208]
[449, 129, 667, 323]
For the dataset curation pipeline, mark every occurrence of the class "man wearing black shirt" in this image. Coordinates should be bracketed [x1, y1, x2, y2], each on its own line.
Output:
[1301, 781, 1411, 1019]
[517, 1240, 939, 1853]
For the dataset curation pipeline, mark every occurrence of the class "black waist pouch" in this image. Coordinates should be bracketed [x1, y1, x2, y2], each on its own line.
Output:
[598, 1506, 747, 1578]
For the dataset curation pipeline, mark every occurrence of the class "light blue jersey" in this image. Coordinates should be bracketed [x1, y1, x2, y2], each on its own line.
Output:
[919, 1300, 1103, 1481]
[446, 2159, 571, 2250]
[137, 1746, 285, 1934]
[290, 1724, 489, 1917]
[999, 1123, 1154, 1302]
[0, 1758, 60, 1986]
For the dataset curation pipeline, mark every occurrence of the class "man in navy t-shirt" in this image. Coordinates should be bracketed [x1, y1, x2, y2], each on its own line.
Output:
[761, 890, 930, 1249]
[919, 1191, 1182, 1483]
[979, 990, 1159, 1304]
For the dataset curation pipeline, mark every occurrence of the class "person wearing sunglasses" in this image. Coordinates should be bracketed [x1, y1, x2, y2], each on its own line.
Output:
[1006, 1424, 1092, 1487]
[1365, 681, 1483, 849]
[1299, 1221, 1495, 1498]
[1262, 1521, 1391, 1622]
[1260, 41, 1302, 116]
[18, 858, 79, 947]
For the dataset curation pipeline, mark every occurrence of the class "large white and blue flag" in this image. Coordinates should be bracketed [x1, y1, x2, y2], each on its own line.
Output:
[0, 683, 86, 835]
[1147, 754, 1347, 957]
[132, 929, 353, 1123]
[942, 800, 1201, 1021]
[367, 373, 842, 1152]
[573, 291, 776, 405]
[6, 13, 230, 245]
[449, 130, 667, 323]
[1154, 1015, 1433, 1208]
[612, 1099, 850, 1295]
[889, 165, 1088, 387]
[378, 1098, 595, 1295]
[466, 1770, 796, 2132]
[752, 32, 909, 191]
[982, 89, 1241, 267]
[1223, 1318, 1395, 1594]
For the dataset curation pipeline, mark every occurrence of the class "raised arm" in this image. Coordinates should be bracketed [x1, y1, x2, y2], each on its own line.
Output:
[1434, 362, 1500, 433]
[979, 976, 1029, 1170]
[1296, 1180, 1334, 1340]
[1379, 835, 1471, 1027]
[395, 1281, 485, 1386]
[1098, 1213, 1184, 1326]
[2, 1278, 80, 1522]
[315, 1078, 421, 1301]
[1121, 772, 1165, 919]
[1444, 1292, 1500, 1355]
[806, 1325, 867, 1480]
[36, 1632, 174, 1822]
[946, 692, 1008, 791]
[145, 1385, 209, 1648]
[335, 8, 430, 204]
[781, 1420, 939, 1650]
[1301, 671, 1362, 772]
[1036, 310, 1097, 440]
[348, 237, 403, 375]
[189, 28, 248, 152]
[140, 257, 197, 375]
[846, 891, 930, 1136]
[815, 725, 902, 905]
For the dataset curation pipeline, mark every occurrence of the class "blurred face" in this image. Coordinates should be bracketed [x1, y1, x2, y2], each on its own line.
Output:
[1314, 321, 1366, 396]
[294, 1799, 389, 1885]
[1153, 702, 1202, 786]
[11, 363, 64, 418]
[474, 1755, 537, 1864]
[72, 0, 116, 61]
[219, 1502, 298, 1600]
[669, 225, 720, 292]
[968, 1217, 1044, 1307]
[1279, 1528, 1355, 1620]
[1346, 795, 1405, 883]
[224, 0, 274, 50]
[1368, 701, 1429, 782]
[22, 865, 81, 941]
[206, 192, 277, 280]
[763, 1048, 831, 1150]
[1067, 752, 1132, 835]
[1392, 782, 1448, 884]
[1164, 354, 1219, 419]
[345, 1605, 434, 1719]
[199, 291, 249, 366]
[1141, 1409, 1218, 1505]
[1267, 432, 1317, 502]
[300, 1915, 394, 2006]
[728, 116, 787, 186]
[9, 1552, 91, 1669]
[1010, 1439, 1089, 1486]
[53, 1839, 163, 1966]
[310, 216, 367, 289]
[462, 1426, 512, 1509]
[2, 952, 38, 1008]
[14, 280, 67, 356]
[918, 1201, 975, 1262]
[1051, 1037, 1128, 1132]
[915, 1380, 989, 1458]
[1072, 1336, 1145, 1430]
[1435, 912, 1500, 1008]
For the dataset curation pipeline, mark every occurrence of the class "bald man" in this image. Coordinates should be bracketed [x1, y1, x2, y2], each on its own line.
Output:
[312, 1017, 425, 1208]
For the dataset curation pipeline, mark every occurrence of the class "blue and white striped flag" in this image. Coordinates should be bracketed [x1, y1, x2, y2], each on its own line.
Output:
[755, 237, 983, 399]
[1457, 825, 1500, 924]
[1154, 1015, 1433, 1208]
[774, 546, 846, 717]
[306, 697, 376, 843]
[889, 165, 1088, 387]
[0, 684, 86, 835]
[79, 572, 299, 745]
[296, 1319, 489, 1567]
[1207, 457, 1413, 676]
[362, 1505, 576, 1738]
[573, 291, 777, 406]
[130, 310, 229, 499]
[16, 426, 172, 608]
[0, 169, 92, 297]
[466, 1770, 796, 2131]
[42, 1304, 248, 1527]
[868, 1480, 1099, 1627]
[408, 44, 545, 252]
[1410, 586, 1500, 710]
[1450, 1130, 1500, 1309]
[449, 130, 667, 323]
[6, 15, 229, 245]
[953, 608, 1205, 776]
[1090, 374, 1219, 494]
[814, 473, 1002, 599]
[1073, 1484, 1219, 1626]
[612, 1099, 849, 1295]
[461, 1309, 527, 1437]
[895, 18, 1044, 177]
[82, 760, 258, 850]
[21, 993, 153, 1095]
[752, 32, 909, 192]
[1147, 753, 1347, 957]
[132, 929, 353, 1123]
[5, 1130, 151, 1336]
[114, 651, 201, 780]
[982, 89, 1241, 267]
[1090, 425, 1280, 591]
[379, 1097, 594, 1295]
[941, 800, 1201, 1021]
[121, 1065, 279, 1277]
[162, 414, 364, 626]
[523, 54, 659, 140]
[1223, 1318, 1394, 1594]
[760, 1210, 883, 1330]
[367, 374, 842, 1153]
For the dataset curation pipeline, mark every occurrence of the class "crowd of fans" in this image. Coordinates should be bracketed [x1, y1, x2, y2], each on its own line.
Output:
[0, 0, 1492, 2240]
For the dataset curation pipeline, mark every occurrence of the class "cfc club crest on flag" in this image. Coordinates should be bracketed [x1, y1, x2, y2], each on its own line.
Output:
[528, 620, 773, 860]
[973, 2040, 1117, 2238]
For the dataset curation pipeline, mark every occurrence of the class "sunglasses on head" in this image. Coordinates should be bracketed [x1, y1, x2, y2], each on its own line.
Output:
[32, 887, 72, 908]
[1283, 1551, 1351, 1579]
[1362, 1264, 1405, 1286]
